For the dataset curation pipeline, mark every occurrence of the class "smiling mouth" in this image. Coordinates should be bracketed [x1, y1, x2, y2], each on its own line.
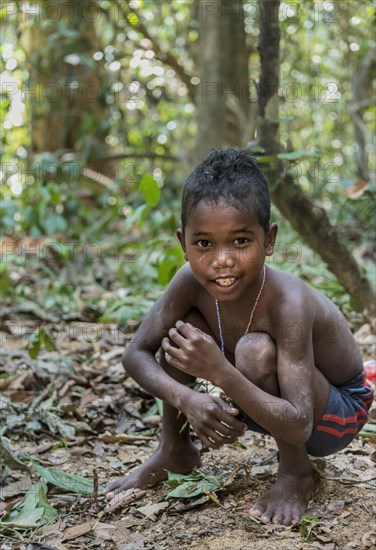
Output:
[214, 277, 238, 287]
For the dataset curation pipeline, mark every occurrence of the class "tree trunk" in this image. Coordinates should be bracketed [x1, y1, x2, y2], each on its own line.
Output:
[349, 47, 376, 182]
[19, 0, 110, 171]
[257, 0, 375, 318]
[193, 0, 250, 164]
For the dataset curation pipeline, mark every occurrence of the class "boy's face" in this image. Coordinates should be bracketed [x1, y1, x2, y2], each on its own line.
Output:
[177, 200, 277, 302]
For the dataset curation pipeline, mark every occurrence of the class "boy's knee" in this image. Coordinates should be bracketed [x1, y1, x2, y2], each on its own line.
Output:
[235, 332, 276, 380]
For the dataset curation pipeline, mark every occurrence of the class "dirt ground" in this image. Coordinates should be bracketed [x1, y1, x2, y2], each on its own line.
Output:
[0, 321, 375, 550]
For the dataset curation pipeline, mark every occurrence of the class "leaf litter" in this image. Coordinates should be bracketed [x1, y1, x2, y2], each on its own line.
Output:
[0, 320, 374, 549]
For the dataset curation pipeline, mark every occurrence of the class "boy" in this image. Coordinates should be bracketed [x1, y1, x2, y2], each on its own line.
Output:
[105, 149, 374, 526]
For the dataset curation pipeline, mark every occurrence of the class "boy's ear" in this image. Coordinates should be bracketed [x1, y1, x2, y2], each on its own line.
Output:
[176, 229, 188, 261]
[265, 223, 278, 256]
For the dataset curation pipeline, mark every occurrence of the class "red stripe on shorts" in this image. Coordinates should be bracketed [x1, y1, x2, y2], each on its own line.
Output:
[315, 425, 365, 438]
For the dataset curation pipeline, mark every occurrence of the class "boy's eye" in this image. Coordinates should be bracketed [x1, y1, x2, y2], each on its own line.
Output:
[196, 239, 211, 248]
[234, 237, 249, 245]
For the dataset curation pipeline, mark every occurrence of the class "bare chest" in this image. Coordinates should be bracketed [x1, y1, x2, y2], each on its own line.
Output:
[197, 297, 269, 355]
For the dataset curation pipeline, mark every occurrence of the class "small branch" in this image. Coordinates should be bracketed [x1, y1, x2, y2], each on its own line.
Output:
[83, 167, 117, 190]
[348, 97, 376, 114]
[131, 14, 196, 102]
[61, 151, 178, 163]
[110, 3, 196, 103]
[97, 152, 178, 162]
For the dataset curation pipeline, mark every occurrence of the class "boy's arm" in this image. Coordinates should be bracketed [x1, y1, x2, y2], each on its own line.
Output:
[122, 265, 247, 447]
[123, 264, 196, 409]
[215, 299, 315, 445]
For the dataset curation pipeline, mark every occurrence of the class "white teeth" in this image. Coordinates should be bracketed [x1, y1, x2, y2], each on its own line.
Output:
[215, 278, 236, 287]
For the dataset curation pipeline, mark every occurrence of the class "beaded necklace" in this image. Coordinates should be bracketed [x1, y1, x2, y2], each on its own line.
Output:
[215, 265, 267, 354]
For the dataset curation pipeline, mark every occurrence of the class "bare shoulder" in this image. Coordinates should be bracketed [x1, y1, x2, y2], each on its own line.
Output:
[267, 267, 346, 323]
[266, 267, 317, 322]
[164, 262, 202, 304]
[265, 267, 362, 378]
[130, 263, 201, 352]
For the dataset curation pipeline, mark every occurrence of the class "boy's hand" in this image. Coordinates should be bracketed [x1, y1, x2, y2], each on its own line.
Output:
[181, 392, 247, 449]
[162, 320, 228, 384]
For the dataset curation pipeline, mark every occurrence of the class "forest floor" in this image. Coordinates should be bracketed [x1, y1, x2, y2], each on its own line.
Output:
[0, 319, 375, 550]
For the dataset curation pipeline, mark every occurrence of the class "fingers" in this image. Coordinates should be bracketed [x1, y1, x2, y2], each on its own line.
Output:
[199, 426, 240, 449]
[176, 320, 210, 343]
[163, 349, 183, 371]
[167, 327, 187, 348]
[162, 337, 181, 360]
[211, 418, 246, 438]
[175, 320, 196, 337]
[201, 404, 247, 441]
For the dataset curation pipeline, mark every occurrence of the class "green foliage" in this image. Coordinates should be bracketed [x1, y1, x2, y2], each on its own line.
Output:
[27, 327, 57, 359]
[299, 515, 321, 541]
[1, 481, 58, 529]
[30, 460, 103, 496]
[0, 262, 10, 295]
[165, 469, 221, 498]
[140, 174, 161, 206]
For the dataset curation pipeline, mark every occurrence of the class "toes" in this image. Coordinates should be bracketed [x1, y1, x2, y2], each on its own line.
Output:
[271, 513, 284, 525]
[248, 505, 263, 519]
[290, 510, 302, 526]
[260, 510, 273, 524]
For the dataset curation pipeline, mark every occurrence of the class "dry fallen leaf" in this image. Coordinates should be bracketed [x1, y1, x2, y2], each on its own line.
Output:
[362, 531, 376, 548]
[62, 521, 94, 541]
[111, 526, 145, 549]
[136, 501, 169, 521]
[2, 475, 33, 498]
[92, 521, 116, 541]
[104, 488, 147, 514]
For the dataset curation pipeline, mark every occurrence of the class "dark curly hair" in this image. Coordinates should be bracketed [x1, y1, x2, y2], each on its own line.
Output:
[181, 148, 271, 233]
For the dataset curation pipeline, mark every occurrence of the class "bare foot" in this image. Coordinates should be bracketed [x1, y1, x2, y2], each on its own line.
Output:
[248, 466, 315, 526]
[104, 442, 200, 500]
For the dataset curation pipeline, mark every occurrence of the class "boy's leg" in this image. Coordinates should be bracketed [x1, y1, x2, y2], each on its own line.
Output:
[234, 333, 330, 526]
[105, 310, 214, 499]
[105, 352, 200, 499]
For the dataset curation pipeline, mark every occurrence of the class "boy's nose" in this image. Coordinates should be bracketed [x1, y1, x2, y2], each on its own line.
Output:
[213, 248, 236, 270]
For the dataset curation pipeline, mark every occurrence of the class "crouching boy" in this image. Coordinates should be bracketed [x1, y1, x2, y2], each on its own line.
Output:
[105, 149, 374, 526]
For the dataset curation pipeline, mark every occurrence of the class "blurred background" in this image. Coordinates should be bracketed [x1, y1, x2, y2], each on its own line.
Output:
[1, 0, 375, 337]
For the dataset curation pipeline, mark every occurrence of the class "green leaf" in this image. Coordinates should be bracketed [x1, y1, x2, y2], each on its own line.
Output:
[127, 12, 139, 25]
[28, 338, 41, 360]
[44, 411, 76, 440]
[27, 327, 57, 359]
[125, 203, 149, 229]
[41, 213, 68, 235]
[0, 263, 10, 295]
[277, 150, 320, 160]
[157, 257, 176, 285]
[155, 397, 163, 416]
[140, 174, 161, 207]
[30, 460, 103, 496]
[299, 514, 321, 540]
[255, 155, 278, 163]
[165, 470, 221, 498]
[1, 481, 58, 528]
[248, 145, 266, 153]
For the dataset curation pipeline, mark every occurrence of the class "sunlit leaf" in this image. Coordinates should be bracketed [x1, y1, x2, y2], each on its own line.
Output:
[139, 174, 161, 207]
[277, 150, 320, 160]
